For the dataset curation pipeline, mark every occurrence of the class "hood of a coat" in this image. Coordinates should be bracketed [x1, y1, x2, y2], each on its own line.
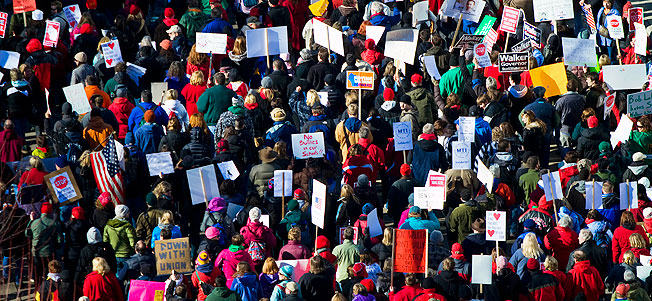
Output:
[344, 117, 362, 132]
[106, 218, 131, 229]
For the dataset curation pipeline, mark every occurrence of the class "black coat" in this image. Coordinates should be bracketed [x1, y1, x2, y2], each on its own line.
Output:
[433, 270, 466, 301]
[64, 219, 92, 262]
[268, 6, 292, 28]
[159, 130, 189, 161]
[75, 242, 117, 284]
[577, 127, 609, 160]
[269, 70, 291, 99]
[484, 269, 524, 301]
[307, 62, 338, 91]
[71, 33, 102, 60]
[298, 270, 335, 301]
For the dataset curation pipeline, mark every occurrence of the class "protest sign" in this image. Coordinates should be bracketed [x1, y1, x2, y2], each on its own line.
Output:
[635, 22, 647, 56]
[412, 1, 430, 25]
[606, 15, 624, 39]
[63, 83, 92, 114]
[561, 37, 597, 67]
[523, 21, 542, 45]
[498, 52, 529, 72]
[126, 63, 147, 86]
[393, 229, 428, 273]
[530, 62, 568, 97]
[146, 152, 174, 176]
[414, 187, 440, 210]
[511, 39, 532, 53]
[486, 211, 507, 241]
[629, 7, 644, 31]
[611, 114, 633, 148]
[477, 159, 494, 192]
[101, 39, 123, 68]
[427, 171, 447, 189]
[498, 6, 520, 34]
[585, 181, 603, 209]
[43, 21, 60, 47]
[458, 116, 475, 142]
[13, 0, 36, 14]
[128, 280, 166, 301]
[474, 16, 497, 35]
[0, 12, 7, 38]
[217, 161, 240, 180]
[367, 208, 383, 237]
[627, 90, 652, 117]
[195, 32, 228, 54]
[44, 166, 82, 205]
[603, 64, 646, 90]
[483, 28, 499, 49]
[151, 82, 168, 105]
[0, 50, 20, 69]
[637, 266, 652, 281]
[311, 179, 327, 229]
[441, 0, 486, 23]
[291, 132, 325, 159]
[452, 141, 472, 170]
[642, 255, 652, 266]
[393, 122, 413, 151]
[260, 214, 270, 227]
[274, 170, 293, 197]
[533, 0, 574, 22]
[542, 171, 563, 201]
[604, 93, 615, 119]
[155, 237, 192, 275]
[63, 5, 81, 27]
[365, 25, 385, 43]
[277, 260, 310, 281]
[187, 165, 220, 205]
[471, 255, 493, 284]
[453, 34, 484, 48]
[346, 71, 375, 90]
[317, 92, 329, 106]
[474, 43, 491, 68]
[423, 56, 441, 80]
[384, 29, 419, 64]
[313, 20, 345, 56]
[339, 227, 360, 244]
[620, 181, 638, 209]
[246, 26, 289, 58]
[309, 0, 328, 16]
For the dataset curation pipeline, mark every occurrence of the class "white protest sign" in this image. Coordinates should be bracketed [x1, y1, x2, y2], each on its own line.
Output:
[312, 19, 329, 48]
[585, 181, 603, 209]
[317, 92, 329, 106]
[366, 25, 385, 43]
[486, 211, 506, 241]
[101, 39, 123, 68]
[412, 1, 429, 25]
[291, 132, 325, 159]
[0, 50, 20, 69]
[126, 63, 147, 86]
[246, 26, 289, 58]
[195, 32, 228, 54]
[43, 20, 60, 47]
[477, 159, 494, 192]
[620, 181, 638, 209]
[471, 255, 493, 284]
[474, 43, 491, 68]
[635, 22, 647, 56]
[277, 259, 310, 282]
[327, 26, 345, 56]
[187, 165, 220, 205]
[260, 215, 270, 227]
[367, 208, 383, 237]
[216, 161, 240, 180]
[441, 0, 486, 23]
[312, 19, 345, 55]
[413, 187, 441, 210]
[151, 82, 168, 105]
[603, 64, 647, 90]
[641, 255, 652, 266]
[606, 15, 624, 39]
[62, 83, 91, 114]
[458, 116, 475, 142]
[393, 122, 413, 151]
[311, 179, 327, 229]
[146, 152, 174, 176]
[637, 266, 652, 281]
[273, 170, 293, 197]
[425, 171, 447, 210]
[422, 56, 441, 80]
[611, 114, 633, 148]
[62, 5, 81, 27]
[385, 29, 419, 65]
[533, 0, 574, 21]
[452, 141, 472, 170]
[561, 37, 597, 67]
[541, 171, 563, 201]
[227, 202, 244, 219]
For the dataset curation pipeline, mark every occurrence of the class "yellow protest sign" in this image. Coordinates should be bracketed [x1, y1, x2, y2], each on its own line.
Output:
[530, 62, 568, 98]
[309, 0, 328, 17]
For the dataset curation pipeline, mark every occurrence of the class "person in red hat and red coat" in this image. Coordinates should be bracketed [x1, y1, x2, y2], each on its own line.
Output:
[25, 38, 57, 91]
[525, 258, 565, 301]
[565, 251, 604, 301]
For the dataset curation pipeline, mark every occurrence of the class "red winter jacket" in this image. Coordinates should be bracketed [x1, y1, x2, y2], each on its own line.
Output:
[278, 240, 311, 260]
[390, 284, 423, 301]
[192, 268, 222, 300]
[0, 129, 24, 163]
[181, 83, 207, 117]
[108, 97, 135, 139]
[544, 269, 567, 287]
[564, 260, 604, 301]
[361, 40, 384, 66]
[315, 235, 338, 265]
[357, 138, 385, 181]
[544, 226, 579, 269]
[613, 224, 648, 263]
[82, 271, 124, 301]
[240, 219, 278, 262]
[215, 248, 256, 288]
[528, 270, 565, 301]
[384, 138, 405, 178]
[412, 288, 446, 301]
[342, 154, 374, 185]
[186, 60, 211, 85]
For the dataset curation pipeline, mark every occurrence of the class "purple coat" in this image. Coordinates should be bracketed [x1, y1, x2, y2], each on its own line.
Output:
[278, 240, 311, 260]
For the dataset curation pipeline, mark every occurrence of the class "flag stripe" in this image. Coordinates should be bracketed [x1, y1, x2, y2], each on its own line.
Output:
[90, 138, 125, 205]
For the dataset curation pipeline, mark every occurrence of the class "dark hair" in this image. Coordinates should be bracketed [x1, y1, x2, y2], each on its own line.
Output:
[509, 73, 521, 84]
[211, 7, 222, 18]
[231, 234, 244, 246]
[497, 140, 510, 152]
[567, 78, 580, 92]
[175, 284, 187, 296]
[86, 74, 98, 86]
[343, 227, 354, 240]
[318, 48, 329, 61]
[161, 228, 172, 239]
[141, 89, 153, 102]
[90, 108, 101, 118]
[564, 151, 579, 164]
[219, 180, 236, 195]
[215, 275, 227, 287]
[273, 59, 284, 70]
[188, 0, 200, 8]
[115, 62, 127, 72]
[526, 156, 539, 169]
[214, 73, 226, 85]
[586, 72, 599, 83]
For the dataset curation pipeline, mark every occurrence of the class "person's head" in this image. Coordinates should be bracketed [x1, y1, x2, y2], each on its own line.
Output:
[602, 180, 614, 194]
[214, 73, 226, 86]
[51, 1, 62, 13]
[166, 116, 182, 132]
[166, 24, 182, 40]
[285, 281, 299, 295]
[623, 250, 636, 265]
[508, 73, 521, 86]
[521, 110, 537, 125]
[211, 6, 223, 19]
[288, 226, 302, 241]
[310, 255, 325, 274]
[92, 257, 110, 275]
[543, 256, 558, 271]
[573, 250, 587, 262]
[526, 156, 540, 170]
[29, 156, 45, 171]
[566, 78, 580, 92]
[135, 240, 147, 254]
[331, 292, 347, 301]
[603, 0, 613, 9]
[188, 45, 208, 66]
[262, 257, 279, 275]
[140, 89, 153, 103]
[347, 103, 358, 118]
[231, 234, 244, 246]
[48, 259, 62, 273]
[115, 204, 130, 219]
[74, 52, 87, 66]
[318, 48, 329, 62]
[233, 261, 253, 278]
[352, 283, 368, 296]
[343, 227, 354, 240]
[638, 115, 652, 132]
[522, 233, 543, 259]
[630, 233, 647, 249]
[233, 36, 247, 56]
[496, 140, 510, 152]
[160, 212, 174, 225]
[558, 216, 572, 228]
[442, 257, 455, 271]
[578, 228, 593, 244]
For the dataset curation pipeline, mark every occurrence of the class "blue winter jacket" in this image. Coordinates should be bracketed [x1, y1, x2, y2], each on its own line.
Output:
[128, 102, 169, 133]
[202, 18, 233, 35]
[369, 7, 401, 31]
[231, 273, 263, 301]
[134, 123, 164, 154]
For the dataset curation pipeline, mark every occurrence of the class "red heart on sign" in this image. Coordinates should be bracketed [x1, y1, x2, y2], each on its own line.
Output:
[487, 230, 495, 237]
[493, 212, 501, 220]
[70, 6, 76, 12]
[108, 42, 115, 50]
[106, 59, 113, 66]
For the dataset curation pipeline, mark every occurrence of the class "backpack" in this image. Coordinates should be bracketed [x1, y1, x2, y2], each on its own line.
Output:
[593, 226, 611, 249]
[248, 241, 267, 261]
[308, 122, 331, 144]
[208, 213, 228, 246]
[54, 121, 84, 158]
[136, 104, 149, 127]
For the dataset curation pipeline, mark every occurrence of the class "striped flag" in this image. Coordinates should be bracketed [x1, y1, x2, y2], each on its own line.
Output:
[90, 136, 125, 204]
[583, 6, 597, 34]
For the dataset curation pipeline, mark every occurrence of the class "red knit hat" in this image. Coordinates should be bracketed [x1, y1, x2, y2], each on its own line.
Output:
[538, 195, 551, 211]
[352, 263, 368, 277]
[411, 73, 423, 84]
[164, 7, 175, 18]
[98, 192, 112, 207]
[71, 207, 85, 219]
[294, 188, 306, 200]
[316, 235, 330, 250]
[400, 164, 411, 176]
[360, 279, 375, 293]
[587, 116, 598, 128]
[26, 38, 42, 53]
[526, 258, 540, 270]
[41, 202, 53, 215]
[129, 4, 141, 15]
[86, 0, 98, 9]
[452, 243, 463, 254]
[383, 88, 394, 101]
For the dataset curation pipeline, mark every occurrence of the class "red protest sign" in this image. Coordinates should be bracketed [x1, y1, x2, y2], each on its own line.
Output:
[393, 229, 428, 273]
[484, 28, 499, 49]
[629, 8, 643, 31]
[498, 6, 520, 34]
[44, 21, 60, 47]
[13, 0, 36, 14]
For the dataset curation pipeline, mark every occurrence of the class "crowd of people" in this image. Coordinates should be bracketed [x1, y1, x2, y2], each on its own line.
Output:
[0, 0, 651, 300]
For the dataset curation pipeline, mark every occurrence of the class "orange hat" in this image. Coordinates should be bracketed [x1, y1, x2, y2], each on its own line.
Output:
[159, 39, 172, 50]
[143, 110, 155, 123]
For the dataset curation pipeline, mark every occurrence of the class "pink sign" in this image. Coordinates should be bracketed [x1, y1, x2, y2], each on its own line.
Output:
[498, 6, 519, 34]
[128, 280, 166, 301]
[43, 21, 60, 47]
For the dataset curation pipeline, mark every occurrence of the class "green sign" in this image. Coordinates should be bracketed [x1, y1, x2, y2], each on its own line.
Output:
[474, 16, 497, 36]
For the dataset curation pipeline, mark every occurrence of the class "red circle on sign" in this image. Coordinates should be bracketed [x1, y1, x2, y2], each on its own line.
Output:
[610, 19, 620, 27]
[606, 95, 615, 107]
[54, 175, 68, 189]
[475, 44, 486, 56]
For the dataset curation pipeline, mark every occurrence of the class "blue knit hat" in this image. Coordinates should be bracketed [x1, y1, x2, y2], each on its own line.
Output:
[362, 203, 374, 215]
[280, 265, 294, 278]
[409, 206, 421, 214]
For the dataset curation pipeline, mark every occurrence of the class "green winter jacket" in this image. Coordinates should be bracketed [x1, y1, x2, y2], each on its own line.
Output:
[519, 169, 540, 202]
[103, 218, 136, 258]
[332, 239, 360, 282]
[449, 201, 480, 243]
[407, 87, 436, 126]
[179, 8, 207, 43]
[25, 215, 64, 257]
[438, 64, 473, 99]
[629, 131, 652, 155]
[196, 85, 236, 126]
[206, 286, 242, 301]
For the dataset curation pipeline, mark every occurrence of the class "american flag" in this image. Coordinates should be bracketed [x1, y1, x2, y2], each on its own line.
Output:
[90, 135, 125, 205]
[583, 6, 597, 34]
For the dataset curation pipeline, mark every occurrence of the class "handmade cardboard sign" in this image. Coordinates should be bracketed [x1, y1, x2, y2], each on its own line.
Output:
[63, 5, 81, 27]
[291, 132, 325, 159]
[63, 83, 91, 114]
[471, 255, 493, 284]
[216, 161, 240, 180]
[394, 229, 428, 273]
[603, 64, 646, 90]
[155, 237, 192, 275]
[561, 37, 597, 67]
[246, 26, 289, 58]
[486, 211, 507, 241]
[195, 32, 228, 54]
[44, 166, 82, 205]
[384, 29, 419, 64]
[101, 39, 123, 68]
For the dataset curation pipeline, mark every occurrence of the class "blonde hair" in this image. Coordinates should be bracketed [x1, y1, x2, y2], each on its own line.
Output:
[160, 212, 174, 225]
[630, 233, 647, 249]
[245, 94, 257, 104]
[92, 257, 110, 275]
[544, 256, 558, 271]
[153, 181, 172, 198]
[352, 283, 367, 296]
[521, 233, 544, 259]
[29, 156, 45, 171]
[521, 110, 547, 134]
[233, 36, 247, 55]
[340, 184, 354, 199]
[164, 89, 179, 101]
[97, 37, 111, 52]
[332, 293, 348, 301]
[273, 141, 288, 160]
[262, 258, 279, 275]
[78, 150, 92, 168]
[599, 54, 611, 68]
[190, 71, 204, 85]
[306, 89, 319, 107]
[623, 250, 637, 265]
[288, 227, 301, 241]
[381, 227, 393, 246]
